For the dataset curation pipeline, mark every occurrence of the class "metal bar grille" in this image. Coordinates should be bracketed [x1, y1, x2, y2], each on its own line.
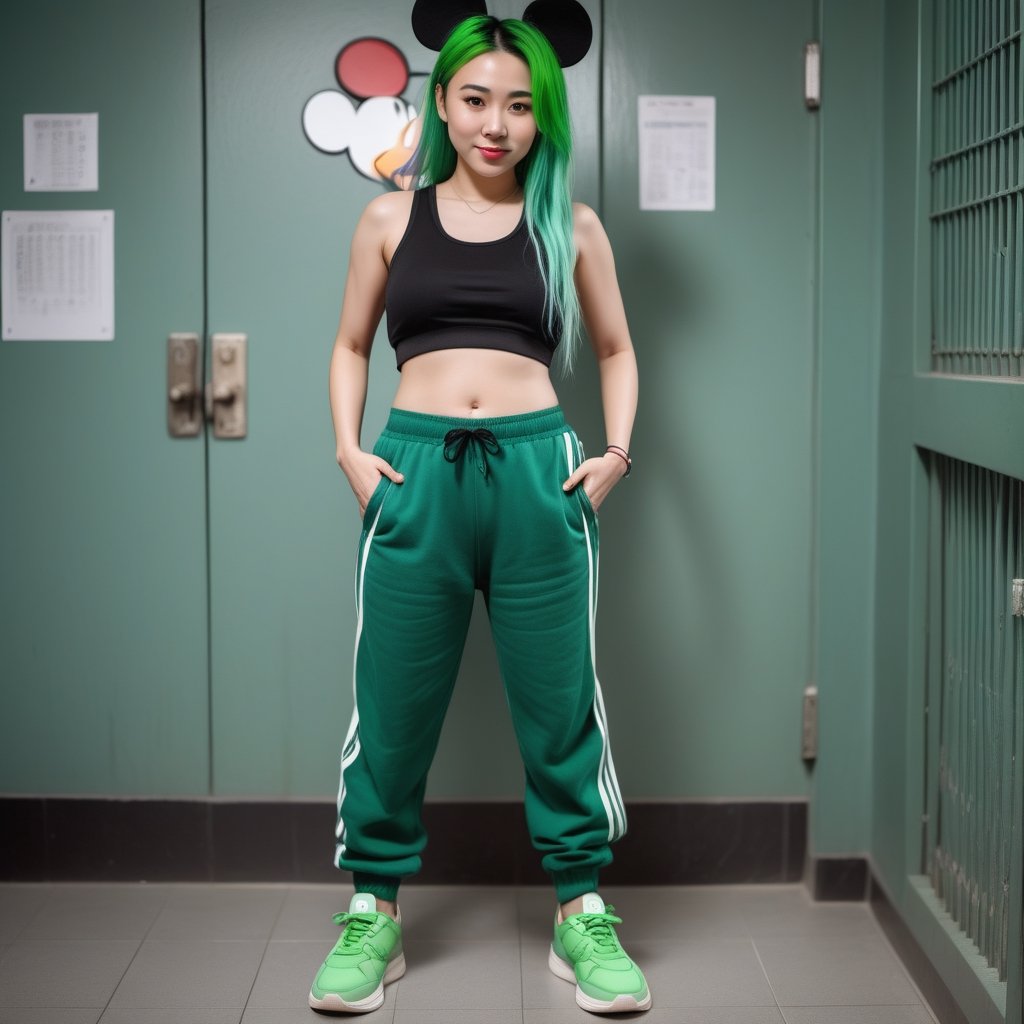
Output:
[931, 0, 1024, 376]
[928, 453, 1023, 981]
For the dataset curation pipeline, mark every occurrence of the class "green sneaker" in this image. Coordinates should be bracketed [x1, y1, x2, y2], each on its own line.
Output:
[549, 891, 652, 1014]
[308, 892, 405, 1013]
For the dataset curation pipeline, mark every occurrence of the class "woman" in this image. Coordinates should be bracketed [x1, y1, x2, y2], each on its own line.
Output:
[310, 4, 649, 1015]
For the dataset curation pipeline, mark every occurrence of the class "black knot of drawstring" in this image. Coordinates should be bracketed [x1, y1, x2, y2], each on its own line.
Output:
[443, 427, 501, 477]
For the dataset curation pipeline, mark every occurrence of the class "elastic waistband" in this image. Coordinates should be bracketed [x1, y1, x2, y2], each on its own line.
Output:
[382, 405, 567, 443]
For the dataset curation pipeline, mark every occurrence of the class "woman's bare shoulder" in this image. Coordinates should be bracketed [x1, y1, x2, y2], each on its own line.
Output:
[364, 187, 415, 218]
[572, 201, 608, 257]
[356, 189, 413, 233]
[572, 200, 600, 225]
[359, 189, 417, 262]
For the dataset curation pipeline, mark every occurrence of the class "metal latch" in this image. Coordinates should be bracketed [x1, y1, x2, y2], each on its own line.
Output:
[801, 684, 818, 760]
[805, 42, 821, 110]
[167, 333, 202, 437]
[206, 333, 247, 439]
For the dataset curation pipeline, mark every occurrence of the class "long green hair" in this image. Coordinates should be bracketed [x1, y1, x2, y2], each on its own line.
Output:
[400, 15, 581, 374]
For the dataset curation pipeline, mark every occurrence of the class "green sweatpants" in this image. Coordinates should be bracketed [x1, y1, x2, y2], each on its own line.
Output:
[333, 406, 627, 904]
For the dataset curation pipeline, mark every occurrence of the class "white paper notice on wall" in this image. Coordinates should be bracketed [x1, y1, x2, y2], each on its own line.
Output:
[24, 114, 99, 192]
[638, 96, 715, 212]
[1, 210, 115, 341]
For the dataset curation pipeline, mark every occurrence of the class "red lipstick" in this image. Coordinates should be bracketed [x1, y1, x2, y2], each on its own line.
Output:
[477, 146, 507, 160]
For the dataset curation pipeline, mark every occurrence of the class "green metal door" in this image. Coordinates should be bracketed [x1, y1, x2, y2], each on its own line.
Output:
[594, 0, 817, 802]
[201, 0, 404, 795]
[0, 0, 209, 794]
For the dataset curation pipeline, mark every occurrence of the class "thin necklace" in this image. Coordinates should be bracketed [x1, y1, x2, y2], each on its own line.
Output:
[444, 180, 521, 214]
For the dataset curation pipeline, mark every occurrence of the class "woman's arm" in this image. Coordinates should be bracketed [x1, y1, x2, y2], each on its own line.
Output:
[562, 202, 638, 511]
[329, 193, 405, 515]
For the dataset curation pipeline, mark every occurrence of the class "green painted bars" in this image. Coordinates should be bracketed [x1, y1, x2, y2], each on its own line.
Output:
[931, 0, 1024, 377]
[927, 453, 1023, 982]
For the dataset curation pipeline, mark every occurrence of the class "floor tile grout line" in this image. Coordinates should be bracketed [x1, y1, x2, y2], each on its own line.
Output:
[236, 884, 291, 1023]
[749, 935, 793, 1024]
[391, 886, 403, 1021]
[515, 886, 525, 1024]
[383, 885, 400, 1024]
[94, 881, 173, 1022]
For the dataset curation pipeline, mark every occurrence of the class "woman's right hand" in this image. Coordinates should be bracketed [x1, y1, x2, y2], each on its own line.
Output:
[337, 447, 404, 518]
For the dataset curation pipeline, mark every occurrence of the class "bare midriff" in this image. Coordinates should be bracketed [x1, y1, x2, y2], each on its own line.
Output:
[391, 347, 559, 418]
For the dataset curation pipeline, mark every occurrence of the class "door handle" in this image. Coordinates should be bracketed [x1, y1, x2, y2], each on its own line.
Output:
[166, 331, 248, 438]
[206, 333, 247, 439]
[167, 332, 202, 437]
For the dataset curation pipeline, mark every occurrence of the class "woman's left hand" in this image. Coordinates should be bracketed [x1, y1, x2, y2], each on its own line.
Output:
[562, 453, 628, 513]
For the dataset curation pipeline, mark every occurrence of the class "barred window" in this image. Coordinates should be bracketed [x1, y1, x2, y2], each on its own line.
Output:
[926, 453, 1023, 982]
[931, 0, 1024, 376]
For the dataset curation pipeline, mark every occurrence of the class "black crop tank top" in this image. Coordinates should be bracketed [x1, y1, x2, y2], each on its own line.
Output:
[385, 185, 560, 369]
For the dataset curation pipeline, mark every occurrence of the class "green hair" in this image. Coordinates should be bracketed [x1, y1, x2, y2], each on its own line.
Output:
[400, 15, 581, 374]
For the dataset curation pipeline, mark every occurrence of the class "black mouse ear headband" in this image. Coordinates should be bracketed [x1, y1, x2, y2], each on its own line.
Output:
[411, 0, 593, 68]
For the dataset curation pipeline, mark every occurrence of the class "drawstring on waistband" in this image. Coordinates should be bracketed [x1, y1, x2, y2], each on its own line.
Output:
[443, 427, 501, 477]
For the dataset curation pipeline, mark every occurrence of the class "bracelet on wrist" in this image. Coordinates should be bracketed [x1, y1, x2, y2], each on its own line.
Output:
[605, 445, 632, 477]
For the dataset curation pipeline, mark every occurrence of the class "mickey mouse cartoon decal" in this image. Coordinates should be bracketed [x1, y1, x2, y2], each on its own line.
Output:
[302, 37, 422, 185]
[301, 0, 592, 188]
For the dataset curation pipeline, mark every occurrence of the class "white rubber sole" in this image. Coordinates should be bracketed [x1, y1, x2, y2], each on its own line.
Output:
[308, 952, 407, 1013]
[548, 945, 652, 1014]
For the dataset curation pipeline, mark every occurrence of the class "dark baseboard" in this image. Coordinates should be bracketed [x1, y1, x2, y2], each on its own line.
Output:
[1, 797, 807, 885]
[807, 853, 871, 900]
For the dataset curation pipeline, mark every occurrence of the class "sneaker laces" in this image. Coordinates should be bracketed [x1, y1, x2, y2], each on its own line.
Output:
[331, 911, 381, 955]
[573, 906, 625, 953]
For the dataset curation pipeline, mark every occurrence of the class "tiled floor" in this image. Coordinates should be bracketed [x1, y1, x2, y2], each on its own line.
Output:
[0, 883, 941, 1024]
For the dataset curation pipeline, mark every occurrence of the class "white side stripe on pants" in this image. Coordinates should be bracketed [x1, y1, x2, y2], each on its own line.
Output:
[563, 431, 627, 842]
[334, 494, 389, 863]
